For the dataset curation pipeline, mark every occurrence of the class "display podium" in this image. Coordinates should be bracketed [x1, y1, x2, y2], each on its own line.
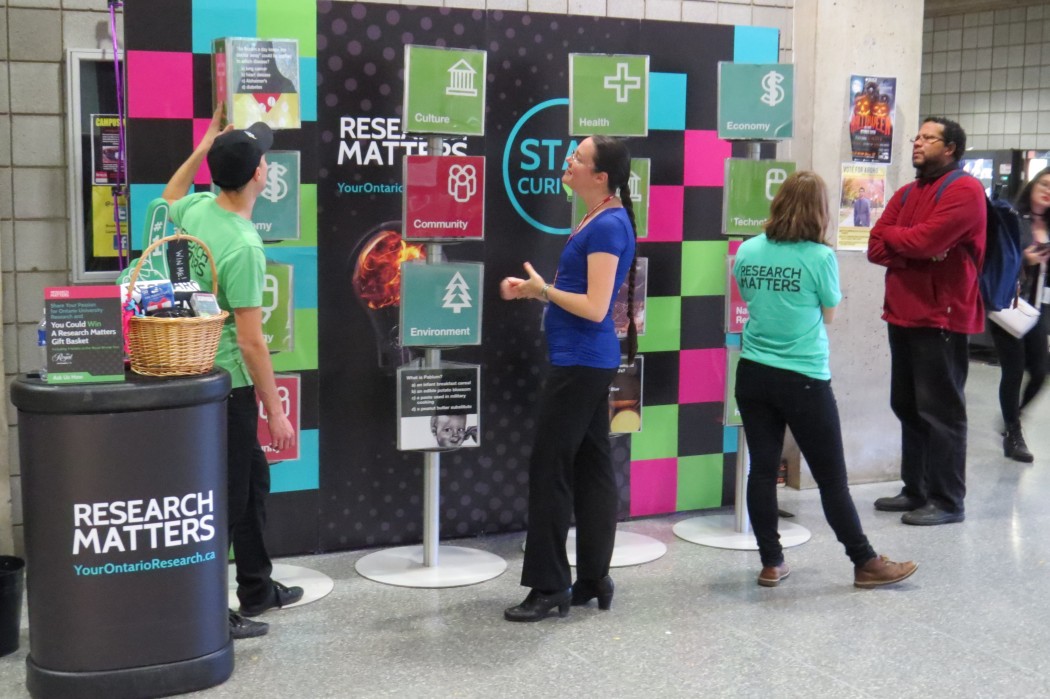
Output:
[12, 370, 233, 699]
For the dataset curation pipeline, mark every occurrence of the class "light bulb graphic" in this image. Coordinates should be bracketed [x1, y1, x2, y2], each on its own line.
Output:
[350, 221, 427, 371]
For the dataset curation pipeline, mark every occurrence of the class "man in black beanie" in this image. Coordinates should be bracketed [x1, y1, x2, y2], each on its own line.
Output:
[162, 107, 302, 639]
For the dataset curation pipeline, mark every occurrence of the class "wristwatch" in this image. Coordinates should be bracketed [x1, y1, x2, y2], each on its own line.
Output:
[541, 283, 552, 301]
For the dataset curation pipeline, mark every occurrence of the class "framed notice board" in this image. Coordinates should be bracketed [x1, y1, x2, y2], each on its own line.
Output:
[65, 48, 129, 283]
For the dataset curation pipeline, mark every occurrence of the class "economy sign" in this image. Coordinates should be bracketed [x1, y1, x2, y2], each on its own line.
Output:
[403, 155, 485, 241]
[717, 63, 794, 140]
[400, 262, 483, 347]
[404, 45, 486, 136]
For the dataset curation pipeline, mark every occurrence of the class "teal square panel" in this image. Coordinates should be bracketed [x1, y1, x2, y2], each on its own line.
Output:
[733, 26, 780, 64]
[649, 72, 686, 131]
[192, 0, 257, 55]
[271, 428, 319, 492]
[300, 57, 317, 121]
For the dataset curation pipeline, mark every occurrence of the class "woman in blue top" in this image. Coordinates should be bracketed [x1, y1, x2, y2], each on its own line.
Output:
[500, 136, 637, 621]
[734, 171, 917, 589]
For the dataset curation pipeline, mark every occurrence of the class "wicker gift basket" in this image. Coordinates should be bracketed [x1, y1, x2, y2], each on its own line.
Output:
[124, 233, 229, 377]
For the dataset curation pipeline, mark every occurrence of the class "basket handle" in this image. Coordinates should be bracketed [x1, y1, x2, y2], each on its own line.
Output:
[127, 232, 220, 297]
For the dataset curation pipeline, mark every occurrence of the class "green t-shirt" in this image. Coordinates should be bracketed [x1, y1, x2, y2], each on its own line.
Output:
[733, 234, 841, 380]
[170, 192, 265, 388]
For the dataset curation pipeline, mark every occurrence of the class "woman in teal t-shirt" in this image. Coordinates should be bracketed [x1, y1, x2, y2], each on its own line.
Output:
[733, 171, 917, 589]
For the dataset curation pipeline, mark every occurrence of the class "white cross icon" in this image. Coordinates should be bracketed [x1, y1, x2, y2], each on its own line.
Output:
[603, 62, 641, 103]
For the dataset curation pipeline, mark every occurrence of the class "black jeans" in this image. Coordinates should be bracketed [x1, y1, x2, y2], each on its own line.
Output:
[887, 325, 969, 513]
[736, 359, 876, 568]
[521, 365, 618, 592]
[228, 386, 274, 608]
[989, 310, 1049, 425]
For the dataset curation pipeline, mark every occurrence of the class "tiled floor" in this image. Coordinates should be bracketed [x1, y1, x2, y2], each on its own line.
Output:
[3, 360, 1050, 698]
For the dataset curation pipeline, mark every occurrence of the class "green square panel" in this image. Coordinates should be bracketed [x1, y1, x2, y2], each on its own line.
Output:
[257, 0, 316, 57]
[272, 308, 317, 371]
[681, 241, 729, 297]
[637, 296, 680, 353]
[676, 454, 724, 510]
[630, 404, 679, 461]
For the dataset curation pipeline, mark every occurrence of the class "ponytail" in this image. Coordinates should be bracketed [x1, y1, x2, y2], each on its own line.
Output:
[619, 179, 638, 365]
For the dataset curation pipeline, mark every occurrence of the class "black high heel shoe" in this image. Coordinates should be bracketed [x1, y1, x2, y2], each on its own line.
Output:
[571, 575, 614, 610]
[504, 588, 572, 622]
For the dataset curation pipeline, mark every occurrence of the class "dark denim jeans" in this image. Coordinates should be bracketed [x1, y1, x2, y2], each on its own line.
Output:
[736, 358, 876, 568]
[887, 325, 969, 513]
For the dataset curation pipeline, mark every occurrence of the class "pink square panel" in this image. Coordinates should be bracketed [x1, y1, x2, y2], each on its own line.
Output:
[683, 130, 732, 187]
[192, 119, 216, 185]
[629, 458, 678, 517]
[646, 186, 684, 242]
[679, 348, 727, 404]
[127, 51, 194, 119]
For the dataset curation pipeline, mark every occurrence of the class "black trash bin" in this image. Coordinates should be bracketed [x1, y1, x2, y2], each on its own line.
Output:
[0, 556, 24, 657]
[11, 370, 233, 699]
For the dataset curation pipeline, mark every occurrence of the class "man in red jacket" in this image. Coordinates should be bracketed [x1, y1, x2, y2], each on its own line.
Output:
[867, 117, 986, 526]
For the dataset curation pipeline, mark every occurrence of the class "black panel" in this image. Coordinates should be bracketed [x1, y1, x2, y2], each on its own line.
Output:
[263, 490, 321, 557]
[275, 122, 319, 184]
[193, 52, 215, 120]
[634, 131, 684, 186]
[124, 0, 193, 53]
[127, 119, 193, 185]
[678, 401, 725, 457]
[722, 451, 737, 506]
[683, 186, 725, 241]
[680, 295, 726, 350]
[638, 350, 679, 406]
[636, 241, 681, 297]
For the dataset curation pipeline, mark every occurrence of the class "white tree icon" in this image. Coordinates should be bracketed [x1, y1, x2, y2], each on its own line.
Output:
[442, 272, 472, 314]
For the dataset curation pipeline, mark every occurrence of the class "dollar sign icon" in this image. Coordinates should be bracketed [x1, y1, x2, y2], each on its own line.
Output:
[760, 70, 785, 107]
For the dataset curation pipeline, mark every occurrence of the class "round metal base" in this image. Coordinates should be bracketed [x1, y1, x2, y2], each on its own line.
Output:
[673, 514, 811, 550]
[355, 545, 507, 588]
[228, 562, 334, 610]
[521, 528, 667, 567]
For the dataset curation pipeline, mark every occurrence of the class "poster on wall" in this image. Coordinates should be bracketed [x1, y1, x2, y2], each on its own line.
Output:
[723, 159, 796, 236]
[403, 45, 487, 136]
[213, 37, 301, 130]
[848, 75, 895, 163]
[317, 3, 759, 550]
[91, 187, 128, 258]
[90, 114, 124, 185]
[568, 53, 650, 137]
[725, 256, 748, 333]
[403, 155, 486, 241]
[397, 363, 480, 451]
[838, 162, 888, 251]
[609, 356, 643, 434]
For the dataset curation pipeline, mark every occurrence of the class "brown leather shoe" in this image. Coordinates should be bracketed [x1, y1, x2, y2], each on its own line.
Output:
[854, 555, 918, 588]
[757, 562, 790, 587]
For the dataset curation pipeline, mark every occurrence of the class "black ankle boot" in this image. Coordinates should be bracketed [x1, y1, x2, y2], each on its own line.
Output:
[504, 588, 572, 622]
[571, 575, 614, 610]
[1004, 422, 1034, 463]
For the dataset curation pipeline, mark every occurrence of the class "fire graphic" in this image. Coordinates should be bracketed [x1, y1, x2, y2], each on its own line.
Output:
[352, 227, 426, 309]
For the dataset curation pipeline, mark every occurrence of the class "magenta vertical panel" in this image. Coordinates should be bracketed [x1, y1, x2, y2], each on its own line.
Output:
[629, 458, 678, 516]
[679, 348, 727, 404]
[683, 130, 732, 187]
[127, 51, 194, 119]
[646, 185, 684, 242]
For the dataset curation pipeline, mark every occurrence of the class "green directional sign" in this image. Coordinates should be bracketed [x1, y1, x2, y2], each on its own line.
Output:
[404, 45, 486, 136]
[253, 151, 300, 241]
[263, 261, 294, 353]
[572, 158, 650, 238]
[569, 53, 649, 137]
[723, 159, 796, 235]
[718, 63, 794, 140]
[400, 262, 483, 347]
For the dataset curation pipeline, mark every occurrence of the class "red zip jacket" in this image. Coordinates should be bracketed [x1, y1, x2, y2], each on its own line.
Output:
[867, 167, 987, 333]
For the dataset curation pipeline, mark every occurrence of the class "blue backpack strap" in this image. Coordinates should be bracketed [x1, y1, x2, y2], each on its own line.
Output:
[934, 168, 970, 201]
[900, 181, 917, 205]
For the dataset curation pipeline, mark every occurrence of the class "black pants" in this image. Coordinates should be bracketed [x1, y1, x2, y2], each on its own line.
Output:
[887, 325, 969, 513]
[735, 359, 876, 568]
[989, 311, 1049, 425]
[521, 365, 618, 592]
[228, 386, 274, 608]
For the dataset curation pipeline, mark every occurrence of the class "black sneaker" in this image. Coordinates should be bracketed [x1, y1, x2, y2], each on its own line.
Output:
[240, 581, 305, 617]
[229, 610, 269, 639]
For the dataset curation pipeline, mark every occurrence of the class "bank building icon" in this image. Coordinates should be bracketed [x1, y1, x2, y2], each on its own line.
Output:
[628, 170, 642, 202]
[445, 59, 478, 97]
